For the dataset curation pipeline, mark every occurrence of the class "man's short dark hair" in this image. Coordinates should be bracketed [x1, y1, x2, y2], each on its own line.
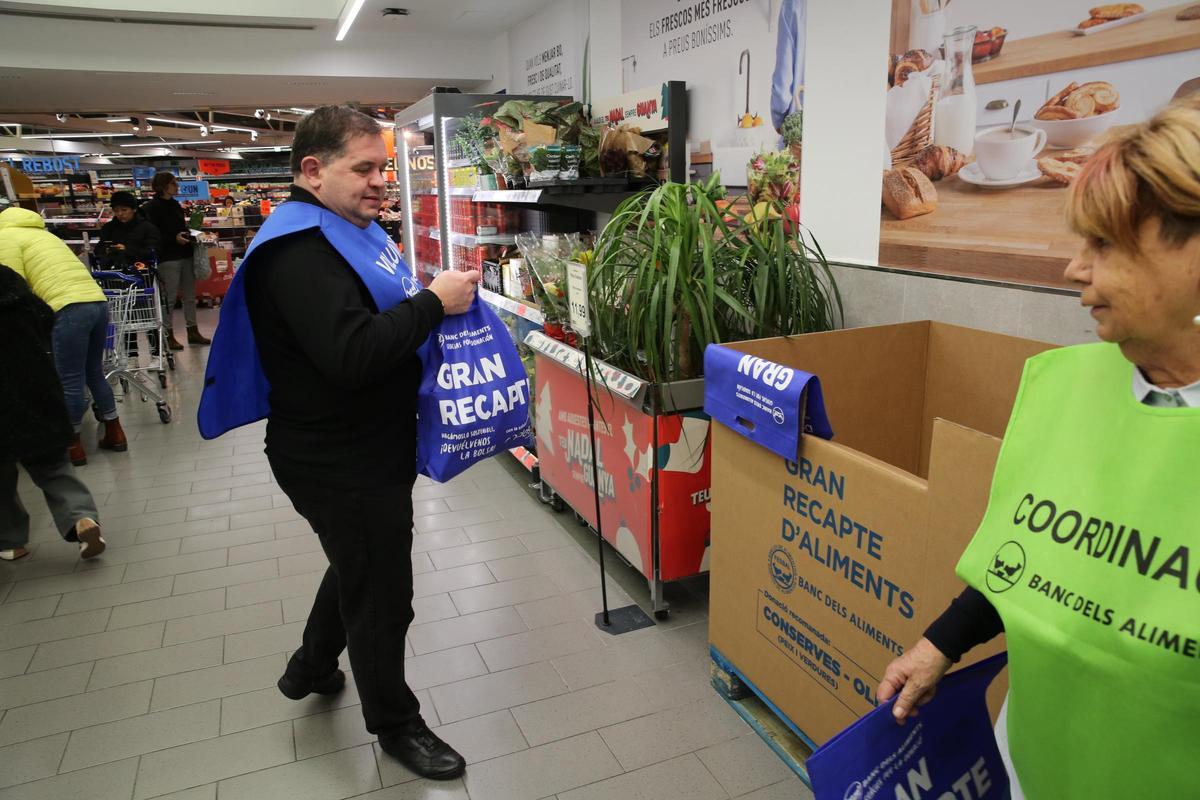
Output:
[290, 106, 382, 175]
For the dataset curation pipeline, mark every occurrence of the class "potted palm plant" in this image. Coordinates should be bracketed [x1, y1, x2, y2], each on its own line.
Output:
[527, 173, 841, 609]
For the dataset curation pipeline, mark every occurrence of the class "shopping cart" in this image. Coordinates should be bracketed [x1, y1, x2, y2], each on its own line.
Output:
[93, 270, 172, 424]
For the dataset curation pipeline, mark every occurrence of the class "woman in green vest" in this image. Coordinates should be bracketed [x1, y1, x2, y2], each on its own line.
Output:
[878, 96, 1200, 798]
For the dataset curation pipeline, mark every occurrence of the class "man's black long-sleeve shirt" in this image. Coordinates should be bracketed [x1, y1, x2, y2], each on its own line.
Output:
[244, 186, 444, 488]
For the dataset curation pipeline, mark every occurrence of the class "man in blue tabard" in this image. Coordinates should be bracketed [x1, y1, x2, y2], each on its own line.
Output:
[198, 105, 479, 779]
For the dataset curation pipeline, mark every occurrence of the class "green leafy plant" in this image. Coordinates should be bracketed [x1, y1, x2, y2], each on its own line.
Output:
[781, 111, 803, 146]
[492, 100, 600, 178]
[451, 114, 498, 174]
[589, 175, 751, 383]
[589, 176, 841, 384]
[725, 204, 842, 340]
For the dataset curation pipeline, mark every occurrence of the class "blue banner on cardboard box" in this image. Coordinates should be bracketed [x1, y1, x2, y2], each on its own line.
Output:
[703, 344, 832, 459]
[808, 652, 1010, 800]
[416, 296, 534, 482]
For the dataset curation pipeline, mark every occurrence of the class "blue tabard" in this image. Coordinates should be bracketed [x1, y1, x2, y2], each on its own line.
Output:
[197, 200, 422, 440]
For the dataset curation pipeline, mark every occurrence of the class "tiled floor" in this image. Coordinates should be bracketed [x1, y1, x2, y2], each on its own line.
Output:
[1, 309, 814, 800]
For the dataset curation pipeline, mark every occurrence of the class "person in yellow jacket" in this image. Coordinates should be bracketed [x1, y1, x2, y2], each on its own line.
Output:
[877, 97, 1200, 797]
[0, 206, 127, 465]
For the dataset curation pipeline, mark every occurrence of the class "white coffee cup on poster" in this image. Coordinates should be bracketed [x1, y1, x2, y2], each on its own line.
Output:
[973, 125, 1048, 180]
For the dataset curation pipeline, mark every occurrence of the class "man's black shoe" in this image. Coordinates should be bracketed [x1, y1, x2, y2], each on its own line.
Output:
[379, 719, 466, 780]
[277, 668, 346, 700]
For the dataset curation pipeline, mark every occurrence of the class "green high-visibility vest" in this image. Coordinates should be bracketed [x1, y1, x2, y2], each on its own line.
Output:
[957, 342, 1200, 798]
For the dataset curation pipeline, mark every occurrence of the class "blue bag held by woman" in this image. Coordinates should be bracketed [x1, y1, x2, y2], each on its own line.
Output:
[415, 295, 533, 482]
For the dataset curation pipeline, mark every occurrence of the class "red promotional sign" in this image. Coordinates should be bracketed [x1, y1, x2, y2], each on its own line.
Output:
[534, 355, 711, 581]
[198, 159, 231, 176]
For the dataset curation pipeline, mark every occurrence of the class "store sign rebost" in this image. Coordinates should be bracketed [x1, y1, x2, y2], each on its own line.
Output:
[4, 156, 81, 174]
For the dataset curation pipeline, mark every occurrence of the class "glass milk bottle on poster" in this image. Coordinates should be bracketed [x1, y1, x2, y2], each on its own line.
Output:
[934, 26, 978, 156]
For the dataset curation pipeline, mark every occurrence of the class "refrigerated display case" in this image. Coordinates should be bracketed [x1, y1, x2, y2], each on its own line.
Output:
[394, 92, 571, 283]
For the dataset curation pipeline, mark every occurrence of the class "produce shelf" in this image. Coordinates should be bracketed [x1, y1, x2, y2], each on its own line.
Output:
[479, 287, 544, 325]
[427, 229, 516, 246]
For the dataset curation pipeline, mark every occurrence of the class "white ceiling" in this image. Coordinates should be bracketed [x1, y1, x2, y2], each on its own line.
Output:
[0, 68, 479, 113]
[0, 0, 544, 114]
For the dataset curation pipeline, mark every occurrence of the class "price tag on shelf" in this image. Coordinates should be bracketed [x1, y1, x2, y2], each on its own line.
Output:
[566, 261, 591, 338]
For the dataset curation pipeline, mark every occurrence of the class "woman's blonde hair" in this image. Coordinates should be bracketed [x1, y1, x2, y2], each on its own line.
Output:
[1066, 94, 1200, 253]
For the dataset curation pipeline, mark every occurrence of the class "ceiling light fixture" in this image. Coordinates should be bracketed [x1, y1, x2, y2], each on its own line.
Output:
[209, 123, 257, 134]
[146, 117, 205, 128]
[55, 113, 67, 122]
[254, 109, 265, 119]
[290, 108, 315, 114]
[120, 140, 224, 147]
[335, 0, 366, 41]
[23, 133, 136, 139]
[199, 126, 209, 137]
[105, 117, 131, 123]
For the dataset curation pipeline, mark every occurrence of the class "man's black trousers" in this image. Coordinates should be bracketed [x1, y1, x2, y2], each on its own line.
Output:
[271, 461, 422, 736]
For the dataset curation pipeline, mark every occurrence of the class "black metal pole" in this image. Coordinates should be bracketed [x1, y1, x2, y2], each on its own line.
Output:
[583, 338, 611, 627]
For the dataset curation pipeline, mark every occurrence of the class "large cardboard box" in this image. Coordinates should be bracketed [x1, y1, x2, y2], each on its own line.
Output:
[709, 321, 1055, 745]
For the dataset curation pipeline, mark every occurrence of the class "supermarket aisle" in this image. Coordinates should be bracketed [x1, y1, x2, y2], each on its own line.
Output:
[0, 308, 812, 800]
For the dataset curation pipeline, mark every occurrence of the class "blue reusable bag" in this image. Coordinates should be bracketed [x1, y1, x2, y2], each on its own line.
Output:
[416, 294, 533, 482]
[807, 652, 1010, 800]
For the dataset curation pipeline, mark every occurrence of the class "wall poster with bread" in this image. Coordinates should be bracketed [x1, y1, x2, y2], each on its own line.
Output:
[881, 0, 1200, 287]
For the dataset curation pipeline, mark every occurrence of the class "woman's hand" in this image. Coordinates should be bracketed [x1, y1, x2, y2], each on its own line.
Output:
[877, 637, 953, 724]
[175, 232, 191, 246]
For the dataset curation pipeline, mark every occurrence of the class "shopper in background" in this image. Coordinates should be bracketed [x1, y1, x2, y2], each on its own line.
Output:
[0, 206, 126, 466]
[145, 172, 208, 349]
[200, 105, 479, 780]
[878, 96, 1200, 799]
[217, 195, 244, 227]
[0, 264, 106, 561]
[98, 191, 160, 271]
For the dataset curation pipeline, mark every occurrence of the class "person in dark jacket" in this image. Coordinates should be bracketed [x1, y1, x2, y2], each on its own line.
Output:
[144, 173, 208, 349]
[97, 191, 160, 270]
[0, 264, 106, 561]
[223, 106, 478, 780]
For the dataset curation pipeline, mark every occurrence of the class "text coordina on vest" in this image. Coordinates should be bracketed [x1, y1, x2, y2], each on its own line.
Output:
[1012, 493, 1199, 593]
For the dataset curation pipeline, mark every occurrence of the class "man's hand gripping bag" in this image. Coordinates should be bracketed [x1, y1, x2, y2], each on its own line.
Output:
[417, 296, 533, 482]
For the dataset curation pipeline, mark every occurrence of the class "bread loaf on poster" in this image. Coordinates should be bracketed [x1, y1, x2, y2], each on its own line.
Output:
[912, 145, 967, 181]
[882, 167, 938, 219]
[1088, 3, 1143, 19]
